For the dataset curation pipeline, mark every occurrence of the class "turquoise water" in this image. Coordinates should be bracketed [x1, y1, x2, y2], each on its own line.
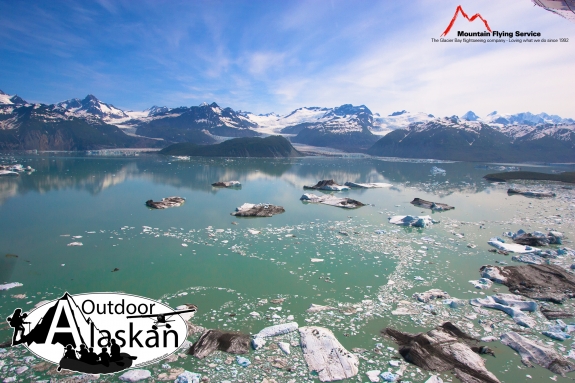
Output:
[1, 154, 574, 382]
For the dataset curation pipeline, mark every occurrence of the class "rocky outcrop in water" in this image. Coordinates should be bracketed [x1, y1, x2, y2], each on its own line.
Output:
[479, 264, 575, 303]
[500, 331, 575, 375]
[383, 322, 500, 383]
[145, 196, 185, 209]
[231, 203, 285, 217]
[189, 329, 250, 359]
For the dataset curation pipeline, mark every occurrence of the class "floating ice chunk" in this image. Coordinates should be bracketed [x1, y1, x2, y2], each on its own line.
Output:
[470, 295, 536, 328]
[0, 282, 23, 291]
[278, 341, 290, 354]
[310, 258, 324, 262]
[425, 376, 444, 383]
[542, 331, 570, 341]
[251, 337, 266, 350]
[469, 278, 493, 290]
[389, 215, 435, 228]
[248, 229, 260, 235]
[366, 370, 381, 382]
[119, 369, 152, 382]
[175, 371, 201, 383]
[307, 304, 335, 313]
[344, 182, 392, 188]
[380, 371, 397, 382]
[430, 166, 446, 175]
[253, 322, 298, 338]
[67, 242, 83, 246]
[480, 266, 508, 284]
[413, 289, 450, 303]
[236, 356, 250, 367]
[488, 238, 539, 254]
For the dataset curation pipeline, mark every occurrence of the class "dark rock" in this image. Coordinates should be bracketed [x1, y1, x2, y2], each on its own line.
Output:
[541, 308, 574, 320]
[189, 329, 250, 359]
[231, 203, 285, 217]
[513, 233, 549, 246]
[410, 198, 454, 211]
[145, 196, 185, 209]
[303, 179, 348, 191]
[383, 322, 500, 383]
[480, 264, 575, 303]
[211, 181, 241, 188]
[507, 188, 556, 197]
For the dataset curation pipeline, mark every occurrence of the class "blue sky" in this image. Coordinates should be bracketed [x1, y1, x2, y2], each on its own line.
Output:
[0, 0, 573, 117]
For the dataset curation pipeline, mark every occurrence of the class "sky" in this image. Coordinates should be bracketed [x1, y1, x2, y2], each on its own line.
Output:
[0, 0, 573, 118]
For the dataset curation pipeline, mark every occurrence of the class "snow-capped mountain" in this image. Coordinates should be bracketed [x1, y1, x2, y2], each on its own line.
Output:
[372, 110, 435, 134]
[460, 110, 575, 126]
[284, 104, 379, 152]
[242, 107, 330, 135]
[1, 88, 574, 157]
[0, 90, 27, 106]
[54, 94, 128, 121]
[368, 116, 575, 162]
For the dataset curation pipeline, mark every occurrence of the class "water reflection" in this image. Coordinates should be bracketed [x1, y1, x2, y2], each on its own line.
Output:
[0, 155, 571, 205]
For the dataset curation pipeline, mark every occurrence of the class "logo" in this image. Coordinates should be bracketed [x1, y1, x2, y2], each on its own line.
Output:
[441, 5, 492, 36]
[6, 292, 196, 374]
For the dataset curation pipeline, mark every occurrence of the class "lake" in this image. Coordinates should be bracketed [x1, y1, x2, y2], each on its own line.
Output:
[1, 154, 574, 382]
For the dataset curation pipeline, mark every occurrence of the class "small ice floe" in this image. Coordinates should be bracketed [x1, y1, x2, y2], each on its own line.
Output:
[181, 243, 188, 247]
[430, 166, 446, 175]
[231, 203, 285, 217]
[310, 258, 324, 263]
[488, 237, 539, 254]
[145, 196, 185, 209]
[0, 282, 23, 291]
[344, 182, 392, 188]
[300, 193, 364, 209]
[469, 278, 493, 290]
[67, 242, 83, 246]
[410, 198, 454, 211]
[389, 215, 436, 228]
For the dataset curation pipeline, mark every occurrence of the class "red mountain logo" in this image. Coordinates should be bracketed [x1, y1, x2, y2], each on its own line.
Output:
[441, 5, 492, 37]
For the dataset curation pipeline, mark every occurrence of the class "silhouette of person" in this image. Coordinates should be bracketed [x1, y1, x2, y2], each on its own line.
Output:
[7, 309, 29, 345]
[110, 339, 121, 361]
[98, 347, 110, 367]
[78, 344, 89, 362]
[63, 344, 77, 360]
[87, 347, 98, 364]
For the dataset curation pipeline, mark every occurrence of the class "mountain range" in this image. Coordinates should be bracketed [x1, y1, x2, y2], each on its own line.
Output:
[0, 89, 573, 162]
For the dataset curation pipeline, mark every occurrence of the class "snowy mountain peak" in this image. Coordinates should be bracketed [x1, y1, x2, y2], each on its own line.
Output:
[200, 102, 209, 107]
[55, 95, 128, 120]
[146, 105, 169, 116]
[461, 111, 479, 121]
[0, 90, 28, 105]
